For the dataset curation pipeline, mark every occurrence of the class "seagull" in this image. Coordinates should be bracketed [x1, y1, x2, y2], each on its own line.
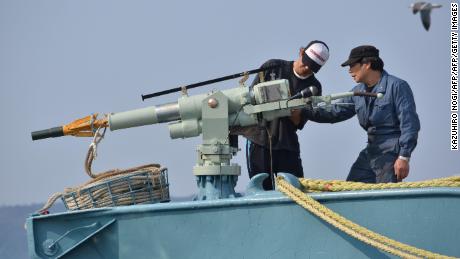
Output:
[410, 2, 442, 31]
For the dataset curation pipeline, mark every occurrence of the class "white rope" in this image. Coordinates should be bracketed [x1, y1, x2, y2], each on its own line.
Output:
[85, 124, 107, 178]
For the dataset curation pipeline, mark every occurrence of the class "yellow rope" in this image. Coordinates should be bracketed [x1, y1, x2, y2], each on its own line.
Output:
[276, 176, 459, 259]
[300, 176, 460, 192]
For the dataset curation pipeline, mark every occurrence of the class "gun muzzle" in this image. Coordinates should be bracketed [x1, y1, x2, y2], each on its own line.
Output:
[31, 127, 64, 141]
[31, 114, 108, 141]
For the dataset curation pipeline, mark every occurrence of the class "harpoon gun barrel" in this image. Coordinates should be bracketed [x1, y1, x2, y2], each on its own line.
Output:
[31, 81, 382, 141]
[108, 102, 180, 131]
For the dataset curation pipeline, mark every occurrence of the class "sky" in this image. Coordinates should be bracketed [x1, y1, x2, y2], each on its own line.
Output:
[0, 0, 458, 205]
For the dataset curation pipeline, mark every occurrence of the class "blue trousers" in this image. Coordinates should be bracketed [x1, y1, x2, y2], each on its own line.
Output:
[347, 136, 399, 183]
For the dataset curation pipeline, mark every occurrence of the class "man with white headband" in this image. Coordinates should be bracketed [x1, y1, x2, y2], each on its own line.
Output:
[245, 40, 330, 190]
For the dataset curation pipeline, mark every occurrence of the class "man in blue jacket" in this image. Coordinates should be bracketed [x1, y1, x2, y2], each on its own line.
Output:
[306, 45, 420, 183]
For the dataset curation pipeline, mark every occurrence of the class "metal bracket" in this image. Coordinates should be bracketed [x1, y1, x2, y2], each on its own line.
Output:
[42, 219, 116, 258]
[245, 173, 269, 195]
[239, 71, 249, 86]
[180, 86, 188, 96]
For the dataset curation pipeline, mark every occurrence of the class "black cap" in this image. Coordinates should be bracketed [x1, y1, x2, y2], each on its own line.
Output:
[341, 45, 379, 67]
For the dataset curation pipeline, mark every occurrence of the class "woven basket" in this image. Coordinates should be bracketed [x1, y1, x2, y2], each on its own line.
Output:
[61, 167, 169, 211]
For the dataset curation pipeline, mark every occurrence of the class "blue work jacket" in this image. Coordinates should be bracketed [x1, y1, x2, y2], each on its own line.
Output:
[307, 70, 420, 157]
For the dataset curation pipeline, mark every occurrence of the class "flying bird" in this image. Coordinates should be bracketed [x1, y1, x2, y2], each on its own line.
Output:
[410, 2, 442, 31]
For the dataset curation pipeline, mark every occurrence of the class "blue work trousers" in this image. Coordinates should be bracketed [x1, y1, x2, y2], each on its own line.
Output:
[347, 136, 399, 183]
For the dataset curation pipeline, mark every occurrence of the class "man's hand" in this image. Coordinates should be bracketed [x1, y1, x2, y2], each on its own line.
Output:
[290, 109, 302, 126]
[394, 158, 409, 181]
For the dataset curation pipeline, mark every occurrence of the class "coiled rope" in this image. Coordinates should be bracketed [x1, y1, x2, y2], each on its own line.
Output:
[37, 126, 168, 214]
[299, 176, 460, 192]
[276, 176, 459, 259]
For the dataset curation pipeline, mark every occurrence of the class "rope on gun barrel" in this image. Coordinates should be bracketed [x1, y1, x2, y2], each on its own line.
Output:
[37, 127, 168, 214]
[85, 125, 107, 178]
[37, 126, 109, 214]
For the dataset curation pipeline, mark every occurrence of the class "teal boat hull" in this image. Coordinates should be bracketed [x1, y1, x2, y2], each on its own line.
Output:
[26, 188, 460, 258]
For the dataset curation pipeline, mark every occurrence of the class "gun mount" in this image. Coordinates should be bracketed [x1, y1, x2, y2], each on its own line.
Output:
[31, 79, 382, 200]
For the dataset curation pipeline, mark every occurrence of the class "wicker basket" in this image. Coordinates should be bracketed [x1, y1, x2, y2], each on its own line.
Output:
[61, 167, 169, 211]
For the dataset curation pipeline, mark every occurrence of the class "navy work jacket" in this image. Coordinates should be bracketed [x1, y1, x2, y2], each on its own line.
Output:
[307, 70, 420, 157]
